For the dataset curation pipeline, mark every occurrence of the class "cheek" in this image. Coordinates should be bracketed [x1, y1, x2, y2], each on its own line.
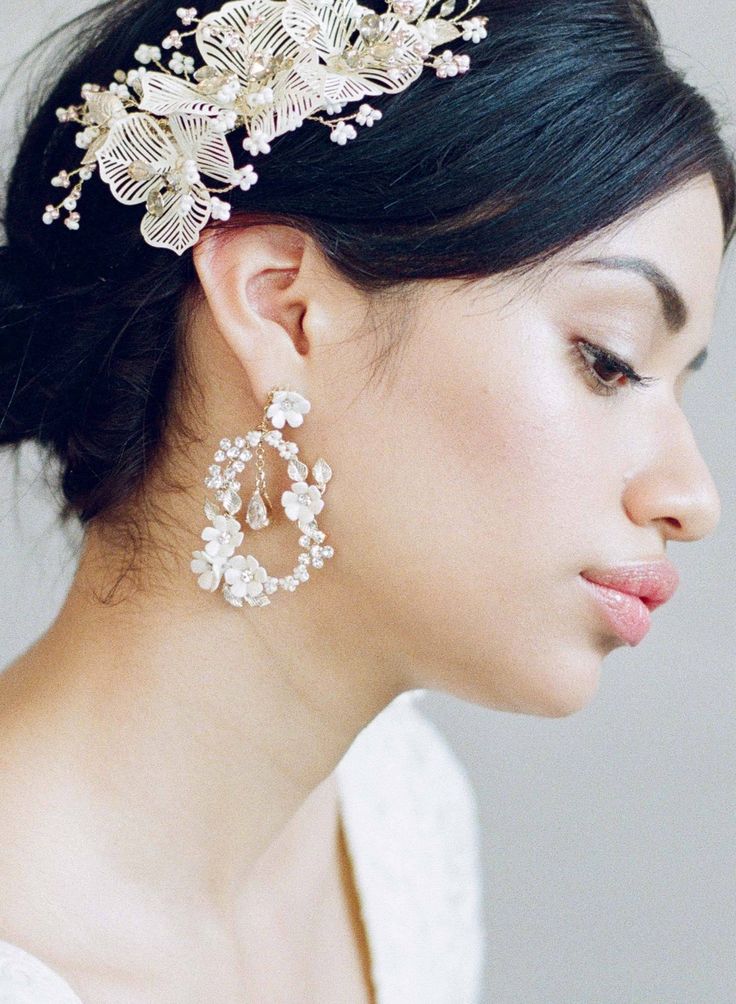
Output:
[332, 313, 619, 711]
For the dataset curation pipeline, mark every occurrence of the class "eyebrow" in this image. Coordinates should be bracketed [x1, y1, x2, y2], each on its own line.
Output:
[571, 255, 688, 331]
[569, 254, 707, 371]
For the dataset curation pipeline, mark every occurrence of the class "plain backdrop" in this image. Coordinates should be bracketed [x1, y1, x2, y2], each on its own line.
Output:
[1, 3, 734, 1001]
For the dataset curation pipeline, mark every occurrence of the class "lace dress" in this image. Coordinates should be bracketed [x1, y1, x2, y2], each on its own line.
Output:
[0, 692, 486, 1003]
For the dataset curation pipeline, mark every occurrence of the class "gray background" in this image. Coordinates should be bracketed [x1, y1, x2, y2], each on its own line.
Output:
[1, 3, 734, 1001]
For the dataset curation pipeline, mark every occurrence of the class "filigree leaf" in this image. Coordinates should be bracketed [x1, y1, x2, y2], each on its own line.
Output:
[282, 0, 358, 59]
[139, 71, 224, 118]
[169, 115, 236, 182]
[322, 67, 382, 103]
[96, 113, 176, 204]
[204, 500, 220, 521]
[197, 0, 302, 87]
[417, 18, 462, 46]
[288, 459, 309, 481]
[86, 91, 127, 127]
[249, 50, 324, 141]
[140, 181, 212, 256]
[312, 458, 332, 485]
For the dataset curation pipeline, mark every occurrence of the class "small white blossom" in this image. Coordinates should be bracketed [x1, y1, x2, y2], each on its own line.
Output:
[108, 81, 130, 98]
[266, 390, 311, 429]
[245, 85, 274, 108]
[218, 79, 242, 103]
[51, 170, 71, 188]
[42, 205, 60, 224]
[210, 109, 238, 134]
[178, 192, 195, 215]
[235, 164, 259, 190]
[74, 125, 100, 149]
[434, 50, 470, 78]
[281, 481, 324, 524]
[330, 121, 357, 145]
[169, 51, 195, 75]
[200, 514, 243, 560]
[162, 30, 184, 50]
[134, 44, 161, 64]
[242, 130, 271, 156]
[278, 441, 299, 460]
[224, 554, 268, 600]
[181, 158, 200, 184]
[191, 548, 228, 592]
[461, 17, 488, 43]
[210, 196, 231, 221]
[126, 67, 147, 86]
[355, 103, 382, 127]
[64, 212, 80, 230]
[55, 106, 71, 122]
[324, 98, 346, 115]
[176, 6, 197, 25]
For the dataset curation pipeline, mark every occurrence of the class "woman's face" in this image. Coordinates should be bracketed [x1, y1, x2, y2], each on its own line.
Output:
[311, 174, 725, 717]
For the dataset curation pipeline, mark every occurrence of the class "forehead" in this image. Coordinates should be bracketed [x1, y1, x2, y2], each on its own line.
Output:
[546, 175, 725, 325]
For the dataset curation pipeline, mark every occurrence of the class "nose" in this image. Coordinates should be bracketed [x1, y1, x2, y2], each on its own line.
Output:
[621, 406, 722, 543]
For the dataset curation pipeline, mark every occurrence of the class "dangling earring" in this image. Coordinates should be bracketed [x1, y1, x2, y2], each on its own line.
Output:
[190, 387, 335, 608]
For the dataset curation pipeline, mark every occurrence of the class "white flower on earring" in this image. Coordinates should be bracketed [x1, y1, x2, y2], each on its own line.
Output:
[190, 550, 228, 591]
[266, 390, 311, 429]
[201, 513, 243, 559]
[224, 554, 268, 598]
[281, 481, 325, 523]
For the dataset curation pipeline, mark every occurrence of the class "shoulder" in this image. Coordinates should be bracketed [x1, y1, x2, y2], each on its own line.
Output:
[335, 691, 486, 1002]
[0, 939, 83, 1003]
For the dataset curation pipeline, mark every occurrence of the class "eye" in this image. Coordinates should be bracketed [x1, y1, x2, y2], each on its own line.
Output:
[572, 339, 656, 397]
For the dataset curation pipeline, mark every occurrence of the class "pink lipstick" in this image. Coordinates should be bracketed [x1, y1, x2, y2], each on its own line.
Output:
[579, 560, 679, 646]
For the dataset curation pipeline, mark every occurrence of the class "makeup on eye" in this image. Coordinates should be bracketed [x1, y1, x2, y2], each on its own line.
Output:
[570, 337, 657, 396]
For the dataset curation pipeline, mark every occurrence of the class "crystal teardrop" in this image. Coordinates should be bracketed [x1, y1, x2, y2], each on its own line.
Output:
[440, 0, 457, 15]
[128, 160, 152, 181]
[246, 489, 269, 530]
[146, 188, 165, 217]
[312, 458, 332, 485]
[222, 488, 242, 515]
[288, 459, 308, 481]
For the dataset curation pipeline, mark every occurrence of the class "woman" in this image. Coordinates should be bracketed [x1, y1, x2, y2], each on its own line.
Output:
[0, 0, 733, 1001]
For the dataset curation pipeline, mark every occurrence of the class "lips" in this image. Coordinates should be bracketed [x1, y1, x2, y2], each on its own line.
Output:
[580, 560, 679, 646]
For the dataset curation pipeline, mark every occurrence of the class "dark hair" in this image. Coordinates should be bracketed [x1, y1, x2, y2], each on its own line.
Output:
[1, 0, 734, 573]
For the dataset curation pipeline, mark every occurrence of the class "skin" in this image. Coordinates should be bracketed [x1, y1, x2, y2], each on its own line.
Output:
[0, 173, 726, 1001]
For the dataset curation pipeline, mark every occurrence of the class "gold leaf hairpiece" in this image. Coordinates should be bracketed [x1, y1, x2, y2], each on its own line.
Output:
[43, 0, 489, 255]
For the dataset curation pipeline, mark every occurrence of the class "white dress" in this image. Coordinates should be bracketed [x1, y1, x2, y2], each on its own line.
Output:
[0, 692, 486, 1003]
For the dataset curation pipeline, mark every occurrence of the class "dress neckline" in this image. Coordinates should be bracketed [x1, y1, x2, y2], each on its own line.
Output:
[0, 783, 373, 1004]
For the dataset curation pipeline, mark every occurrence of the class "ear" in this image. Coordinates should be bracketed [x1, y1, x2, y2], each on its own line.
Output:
[192, 223, 316, 408]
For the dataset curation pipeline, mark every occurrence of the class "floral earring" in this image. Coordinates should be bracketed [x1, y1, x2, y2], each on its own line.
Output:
[190, 387, 334, 607]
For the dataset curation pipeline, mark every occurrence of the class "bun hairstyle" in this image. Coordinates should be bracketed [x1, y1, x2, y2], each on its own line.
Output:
[1, 0, 735, 572]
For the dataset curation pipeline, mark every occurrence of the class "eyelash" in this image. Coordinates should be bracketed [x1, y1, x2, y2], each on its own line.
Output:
[572, 339, 657, 397]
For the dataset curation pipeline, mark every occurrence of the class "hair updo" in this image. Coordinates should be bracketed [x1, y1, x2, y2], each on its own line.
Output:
[1, 0, 734, 553]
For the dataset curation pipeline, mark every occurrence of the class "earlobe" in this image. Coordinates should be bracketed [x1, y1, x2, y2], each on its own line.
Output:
[192, 224, 312, 405]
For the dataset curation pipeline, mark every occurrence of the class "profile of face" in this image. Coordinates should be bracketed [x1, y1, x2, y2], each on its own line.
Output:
[189, 173, 724, 720]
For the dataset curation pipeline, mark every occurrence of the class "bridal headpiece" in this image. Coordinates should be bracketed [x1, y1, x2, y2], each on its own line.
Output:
[42, 0, 489, 255]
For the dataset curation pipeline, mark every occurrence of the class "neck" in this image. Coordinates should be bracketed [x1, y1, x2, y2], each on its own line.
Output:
[0, 522, 402, 931]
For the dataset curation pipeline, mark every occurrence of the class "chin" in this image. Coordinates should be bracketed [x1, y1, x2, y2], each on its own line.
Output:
[453, 647, 605, 719]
